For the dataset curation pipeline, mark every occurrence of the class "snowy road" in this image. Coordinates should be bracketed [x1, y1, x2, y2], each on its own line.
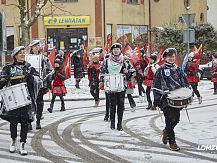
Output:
[0, 80, 217, 163]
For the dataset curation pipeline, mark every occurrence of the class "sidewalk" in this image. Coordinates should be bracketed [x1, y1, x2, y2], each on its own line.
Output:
[44, 77, 140, 102]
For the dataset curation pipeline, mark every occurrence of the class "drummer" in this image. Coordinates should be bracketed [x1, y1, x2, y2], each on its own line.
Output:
[28, 40, 53, 130]
[0, 46, 39, 155]
[99, 43, 135, 131]
[153, 48, 190, 151]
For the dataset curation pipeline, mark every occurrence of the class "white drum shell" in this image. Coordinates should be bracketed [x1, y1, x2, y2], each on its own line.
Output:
[0, 83, 31, 111]
[104, 74, 125, 92]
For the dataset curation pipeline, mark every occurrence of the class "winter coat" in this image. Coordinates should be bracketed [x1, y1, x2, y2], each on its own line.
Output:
[73, 55, 85, 79]
[88, 62, 100, 88]
[0, 61, 39, 123]
[211, 59, 217, 82]
[52, 68, 67, 96]
[185, 61, 200, 83]
[100, 53, 135, 91]
[153, 62, 190, 110]
[143, 63, 159, 86]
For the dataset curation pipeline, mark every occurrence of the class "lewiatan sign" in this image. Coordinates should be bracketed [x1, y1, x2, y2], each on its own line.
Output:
[44, 16, 90, 26]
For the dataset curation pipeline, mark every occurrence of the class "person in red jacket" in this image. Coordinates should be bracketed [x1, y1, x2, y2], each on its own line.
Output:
[211, 53, 217, 95]
[88, 55, 101, 106]
[47, 58, 67, 113]
[184, 52, 202, 104]
[143, 53, 159, 110]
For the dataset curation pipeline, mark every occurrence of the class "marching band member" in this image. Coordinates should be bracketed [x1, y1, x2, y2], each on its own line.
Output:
[135, 48, 147, 102]
[27, 40, 53, 130]
[211, 53, 217, 95]
[100, 43, 134, 130]
[73, 51, 85, 89]
[88, 54, 101, 107]
[184, 52, 202, 104]
[0, 46, 39, 155]
[143, 53, 159, 110]
[47, 58, 67, 113]
[153, 48, 190, 151]
[124, 55, 137, 112]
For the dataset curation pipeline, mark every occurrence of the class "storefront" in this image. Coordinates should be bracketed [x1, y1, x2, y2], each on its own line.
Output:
[44, 16, 90, 52]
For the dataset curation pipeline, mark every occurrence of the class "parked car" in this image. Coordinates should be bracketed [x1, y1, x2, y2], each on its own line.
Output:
[198, 61, 212, 80]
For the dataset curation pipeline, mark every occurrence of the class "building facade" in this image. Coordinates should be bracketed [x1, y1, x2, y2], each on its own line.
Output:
[0, 0, 207, 52]
[207, 0, 217, 30]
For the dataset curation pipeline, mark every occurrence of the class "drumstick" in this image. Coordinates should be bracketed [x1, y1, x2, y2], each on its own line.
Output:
[0, 75, 25, 81]
[157, 106, 164, 123]
[185, 108, 191, 123]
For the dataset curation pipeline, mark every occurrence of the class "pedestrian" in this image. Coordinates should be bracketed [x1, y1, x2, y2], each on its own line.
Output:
[47, 58, 67, 113]
[100, 43, 134, 131]
[184, 52, 202, 104]
[211, 53, 217, 94]
[88, 54, 100, 107]
[27, 40, 53, 130]
[0, 46, 39, 155]
[124, 55, 137, 112]
[153, 48, 190, 151]
[143, 53, 159, 110]
[72, 51, 85, 89]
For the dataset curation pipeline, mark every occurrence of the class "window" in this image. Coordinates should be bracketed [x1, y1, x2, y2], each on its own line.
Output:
[127, 0, 138, 4]
[54, 0, 78, 2]
[200, 13, 204, 22]
[6, 27, 14, 51]
[154, 0, 160, 2]
[184, 0, 191, 10]
[1, 0, 6, 4]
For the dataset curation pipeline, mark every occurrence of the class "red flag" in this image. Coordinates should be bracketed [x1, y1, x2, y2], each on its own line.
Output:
[156, 48, 165, 65]
[48, 48, 56, 67]
[83, 41, 89, 70]
[122, 44, 133, 55]
[130, 46, 140, 65]
[61, 51, 71, 80]
[104, 34, 112, 53]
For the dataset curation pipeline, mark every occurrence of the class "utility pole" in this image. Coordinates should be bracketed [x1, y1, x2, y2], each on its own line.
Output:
[0, 11, 7, 68]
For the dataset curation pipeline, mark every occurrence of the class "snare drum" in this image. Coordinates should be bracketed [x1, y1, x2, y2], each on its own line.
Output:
[167, 87, 193, 108]
[104, 74, 125, 92]
[25, 54, 43, 77]
[0, 83, 31, 111]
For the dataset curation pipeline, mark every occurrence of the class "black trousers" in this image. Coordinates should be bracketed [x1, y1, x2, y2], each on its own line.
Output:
[190, 83, 200, 97]
[214, 82, 217, 92]
[127, 94, 136, 108]
[51, 95, 65, 108]
[36, 90, 44, 120]
[146, 86, 152, 104]
[137, 78, 146, 96]
[10, 119, 28, 143]
[163, 106, 180, 144]
[90, 86, 99, 101]
[105, 92, 110, 117]
[109, 91, 125, 125]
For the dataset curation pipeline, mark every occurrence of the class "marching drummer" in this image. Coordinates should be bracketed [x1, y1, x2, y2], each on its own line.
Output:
[153, 48, 190, 151]
[0, 46, 39, 155]
[27, 40, 53, 130]
[184, 52, 202, 104]
[143, 53, 159, 110]
[100, 43, 135, 130]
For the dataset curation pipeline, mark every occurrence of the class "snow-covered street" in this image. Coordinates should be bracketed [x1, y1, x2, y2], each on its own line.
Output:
[0, 79, 216, 163]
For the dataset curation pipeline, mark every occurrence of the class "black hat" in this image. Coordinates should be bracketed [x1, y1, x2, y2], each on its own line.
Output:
[110, 43, 122, 51]
[150, 53, 157, 62]
[54, 58, 62, 65]
[55, 54, 63, 61]
[163, 48, 177, 58]
[140, 48, 145, 54]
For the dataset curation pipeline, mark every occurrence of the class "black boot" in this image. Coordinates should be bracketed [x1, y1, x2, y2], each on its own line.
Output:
[60, 105, 65, 111]
[47, 103, 54, 113]
[104, 114, 109, 121]
[110, 121, 115, 130]
[146, 102, 152, 110]
[36, 119, 42, 129]
[117, 123, 123, 131]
